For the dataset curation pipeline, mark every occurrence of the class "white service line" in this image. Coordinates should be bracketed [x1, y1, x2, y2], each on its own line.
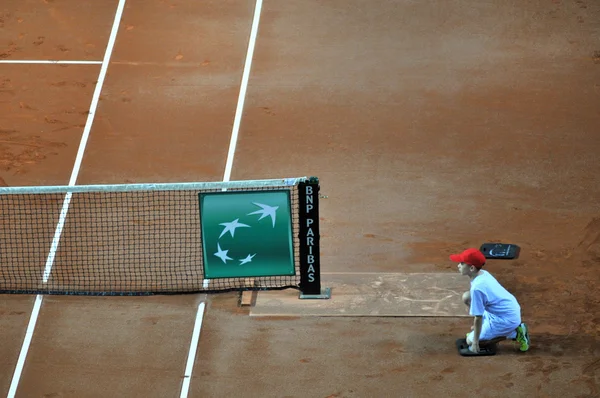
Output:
[222, 0, 263, 183]
[187, 0, 264, 396]
[202, 0, 264, 292]
[0, 60, 102, 64]
[179, 302, 206, 398]
[7, 1, 127, 397]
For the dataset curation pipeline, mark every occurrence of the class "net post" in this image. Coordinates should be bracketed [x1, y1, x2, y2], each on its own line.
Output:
[298, 177, 330, 299]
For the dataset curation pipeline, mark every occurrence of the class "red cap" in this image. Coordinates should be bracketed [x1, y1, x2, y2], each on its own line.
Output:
[449, 248, 486, 268]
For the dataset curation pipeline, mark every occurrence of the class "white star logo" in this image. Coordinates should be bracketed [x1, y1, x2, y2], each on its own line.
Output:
[218, 218, 250, 239]
[239, 253, 256, 265]
[214, 243, 233, 263]
[247, 202, 279, 227]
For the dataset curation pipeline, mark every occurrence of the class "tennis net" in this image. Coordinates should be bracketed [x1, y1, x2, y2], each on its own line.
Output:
[0, 177, 317, 296]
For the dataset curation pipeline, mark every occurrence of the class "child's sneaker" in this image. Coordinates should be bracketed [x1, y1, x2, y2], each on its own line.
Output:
[516, 323, 530, 352]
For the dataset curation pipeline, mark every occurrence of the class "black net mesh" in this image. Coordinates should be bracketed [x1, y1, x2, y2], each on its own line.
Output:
[0, 183, 301, 296]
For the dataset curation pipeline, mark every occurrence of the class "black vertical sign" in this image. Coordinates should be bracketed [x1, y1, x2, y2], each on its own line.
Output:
[298, 177, 321, 295]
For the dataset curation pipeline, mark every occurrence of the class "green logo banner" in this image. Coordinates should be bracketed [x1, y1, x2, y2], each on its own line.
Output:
[199, 190, 295, 279]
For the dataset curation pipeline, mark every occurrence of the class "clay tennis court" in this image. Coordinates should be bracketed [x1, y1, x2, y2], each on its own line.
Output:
[1, 0, 600, 397]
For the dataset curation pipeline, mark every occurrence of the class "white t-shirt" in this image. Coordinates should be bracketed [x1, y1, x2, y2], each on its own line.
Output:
[470, 270, 521, 325]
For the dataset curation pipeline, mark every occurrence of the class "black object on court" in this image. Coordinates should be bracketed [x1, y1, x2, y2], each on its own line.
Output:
[479, 243, 520, 260]
[456, 338, 497, 357]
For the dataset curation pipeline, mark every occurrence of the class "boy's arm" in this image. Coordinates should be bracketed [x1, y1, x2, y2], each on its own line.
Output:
[469, 289, 486, 344]
[469, 315, 483, 353]
[469, 288, 486, 352]
[472, 315, 483, 342]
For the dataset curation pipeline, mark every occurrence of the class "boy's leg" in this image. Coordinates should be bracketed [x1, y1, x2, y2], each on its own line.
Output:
[466, 312, 510, 347]
[507, 328, 518, 340]
[473, 313, 529, 351]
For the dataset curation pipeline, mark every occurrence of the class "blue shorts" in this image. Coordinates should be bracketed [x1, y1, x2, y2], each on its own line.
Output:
[467, 311, 520, 341]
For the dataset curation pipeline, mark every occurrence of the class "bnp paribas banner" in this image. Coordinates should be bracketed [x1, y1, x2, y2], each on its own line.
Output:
[198, 190, 295, 279]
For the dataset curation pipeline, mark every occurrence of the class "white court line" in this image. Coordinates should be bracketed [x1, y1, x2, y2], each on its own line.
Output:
[185, 1, 264, 396]
[42, 193, 72, 282]
[222, 0, 263, 183]
[201, 0, 264, 292]
[180, 302, 206, 398]
[6, 296, 42, 398]
[41, 0, 126, 279]
[0, 60, 102, 64]
[7, 1, 127, 397]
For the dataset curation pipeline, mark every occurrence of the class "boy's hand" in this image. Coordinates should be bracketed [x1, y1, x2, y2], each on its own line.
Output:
[469, 340, 480, 353]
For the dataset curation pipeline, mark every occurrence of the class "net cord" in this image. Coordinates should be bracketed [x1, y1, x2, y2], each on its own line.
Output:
[0, 177, 307, 195]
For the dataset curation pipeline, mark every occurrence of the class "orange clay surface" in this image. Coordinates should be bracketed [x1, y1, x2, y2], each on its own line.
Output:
[1, 0, 599, 397]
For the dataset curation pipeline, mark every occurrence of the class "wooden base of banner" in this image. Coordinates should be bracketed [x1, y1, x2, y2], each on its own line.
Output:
[240, 278, 257, 306]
